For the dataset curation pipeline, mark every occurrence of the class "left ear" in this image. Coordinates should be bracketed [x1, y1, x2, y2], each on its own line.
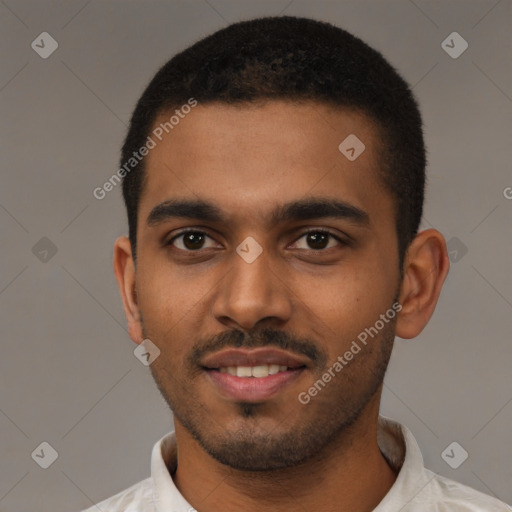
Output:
[395, 228, 450, 339]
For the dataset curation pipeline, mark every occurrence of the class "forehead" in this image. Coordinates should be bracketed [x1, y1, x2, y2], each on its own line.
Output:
[139, 101, 392, 228]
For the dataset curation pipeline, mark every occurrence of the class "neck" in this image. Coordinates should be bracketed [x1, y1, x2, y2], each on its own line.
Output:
[172, 400, 397, 512]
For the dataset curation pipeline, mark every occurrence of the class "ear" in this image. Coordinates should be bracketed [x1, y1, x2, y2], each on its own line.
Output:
[113, 236, 144, 344]
[395, 229, 450, 339]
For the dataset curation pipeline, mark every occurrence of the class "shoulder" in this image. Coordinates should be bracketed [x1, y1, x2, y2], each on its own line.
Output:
[79, 477, 154, 512]
[420, 469, 511, 511]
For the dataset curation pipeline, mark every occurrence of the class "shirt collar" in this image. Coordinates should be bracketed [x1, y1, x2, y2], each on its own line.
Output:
[373, 415, 435, 511]
[150, 415, 428, 512]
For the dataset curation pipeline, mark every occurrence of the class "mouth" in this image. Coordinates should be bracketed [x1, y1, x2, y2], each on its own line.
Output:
[216, 364, 294, 377]
[201, 348, 309, 402]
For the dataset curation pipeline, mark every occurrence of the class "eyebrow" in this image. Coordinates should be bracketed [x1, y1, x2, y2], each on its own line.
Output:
[146, 197, 370, 227]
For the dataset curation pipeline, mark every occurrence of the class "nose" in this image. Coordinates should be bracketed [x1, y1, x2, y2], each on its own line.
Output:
[210, 248, 293, 332]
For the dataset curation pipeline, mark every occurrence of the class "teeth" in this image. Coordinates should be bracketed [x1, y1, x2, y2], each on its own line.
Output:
[236, 366, 252, 377]
[252, 365, 269, 378]
[268, 364, 280, 375]
[218, 364, 290, 378]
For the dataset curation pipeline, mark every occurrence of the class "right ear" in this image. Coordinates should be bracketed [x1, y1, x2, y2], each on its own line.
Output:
[113, 236, 144, 344]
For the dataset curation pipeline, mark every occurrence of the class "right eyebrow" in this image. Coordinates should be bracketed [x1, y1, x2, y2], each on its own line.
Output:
[146, 199, 225, 226]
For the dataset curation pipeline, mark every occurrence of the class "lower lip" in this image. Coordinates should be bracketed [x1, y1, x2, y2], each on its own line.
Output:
[205, 368, 305, 402]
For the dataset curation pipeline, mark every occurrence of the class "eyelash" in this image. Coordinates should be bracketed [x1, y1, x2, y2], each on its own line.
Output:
[165, 228, 348, 253]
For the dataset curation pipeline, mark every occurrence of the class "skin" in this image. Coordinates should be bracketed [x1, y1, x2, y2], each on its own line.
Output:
[114, 101, 449, 512]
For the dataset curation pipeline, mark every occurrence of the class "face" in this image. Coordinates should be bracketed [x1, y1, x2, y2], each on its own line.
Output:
[127, 101, 403, 470]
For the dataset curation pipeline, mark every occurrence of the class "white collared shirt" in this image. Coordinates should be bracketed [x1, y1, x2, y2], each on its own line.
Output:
[80, 416, 510, 511]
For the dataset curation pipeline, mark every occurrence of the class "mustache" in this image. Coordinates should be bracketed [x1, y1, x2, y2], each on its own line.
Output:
[188, 327, 326, 368]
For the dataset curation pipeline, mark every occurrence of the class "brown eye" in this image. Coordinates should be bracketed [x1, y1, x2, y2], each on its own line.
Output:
[305, 232, 330, 250]
[168, 231, 217, 251]
[292, 230, 343, 251]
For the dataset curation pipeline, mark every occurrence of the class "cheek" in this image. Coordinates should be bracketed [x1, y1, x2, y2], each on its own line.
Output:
[137, 277, 173, 324]
[135, 264, 217, 349]
[137, 260, 197, 315]
[297, 266, 394, 355]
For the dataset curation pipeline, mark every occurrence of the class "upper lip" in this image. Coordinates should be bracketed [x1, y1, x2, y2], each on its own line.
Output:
[201, 348, 310, 369]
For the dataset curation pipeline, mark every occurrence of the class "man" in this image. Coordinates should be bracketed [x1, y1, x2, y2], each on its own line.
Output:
[86, 15, 509, 512]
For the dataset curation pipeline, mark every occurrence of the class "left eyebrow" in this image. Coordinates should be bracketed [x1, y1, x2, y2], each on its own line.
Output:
[146, 197, 370, 227]
[272, 197, 370, 226]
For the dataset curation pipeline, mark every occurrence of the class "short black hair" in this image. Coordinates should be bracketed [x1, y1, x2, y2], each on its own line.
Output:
[121, 15, 425, 266]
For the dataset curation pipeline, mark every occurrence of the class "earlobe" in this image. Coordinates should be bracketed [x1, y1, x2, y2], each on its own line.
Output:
[113, 236, 144, 344]
[395, 229, 450, 340]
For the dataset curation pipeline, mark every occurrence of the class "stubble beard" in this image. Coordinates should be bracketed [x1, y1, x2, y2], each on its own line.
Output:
[149, 320, 396, 472]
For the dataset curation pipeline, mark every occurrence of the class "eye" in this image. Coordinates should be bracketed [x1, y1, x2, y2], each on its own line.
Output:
[165, 228, 347, 254]
[167, 230, 219, 251]
[291, 229, 344, 251]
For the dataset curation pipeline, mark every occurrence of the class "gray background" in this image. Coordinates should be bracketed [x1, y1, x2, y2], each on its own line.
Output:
[1, 0, 511, 510]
